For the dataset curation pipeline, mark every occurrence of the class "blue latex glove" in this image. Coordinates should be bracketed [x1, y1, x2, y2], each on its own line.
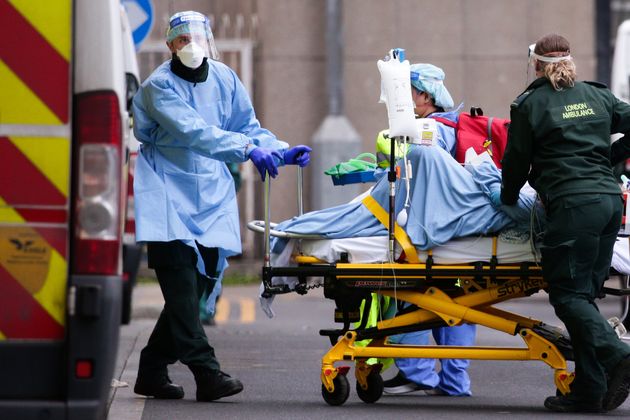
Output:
[249, 147, 282, 181]
[283, 145, 312, 167]
[489, 190, 503, 207]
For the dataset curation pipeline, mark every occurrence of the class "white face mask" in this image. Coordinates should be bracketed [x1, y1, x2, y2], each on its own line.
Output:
[176, 42, 206, 69]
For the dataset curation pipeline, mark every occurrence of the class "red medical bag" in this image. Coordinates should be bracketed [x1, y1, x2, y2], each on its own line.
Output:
[432, 107, 510, 168]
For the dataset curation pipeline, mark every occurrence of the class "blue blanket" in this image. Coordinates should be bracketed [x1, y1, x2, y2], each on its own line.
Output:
[272, 145, 539, 254]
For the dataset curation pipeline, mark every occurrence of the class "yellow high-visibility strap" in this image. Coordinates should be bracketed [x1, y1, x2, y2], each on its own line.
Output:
[362, 195, 419, 263]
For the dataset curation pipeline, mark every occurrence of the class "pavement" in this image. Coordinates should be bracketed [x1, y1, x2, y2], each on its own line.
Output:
[105, 259, 630, 419]
[106, 281, 156, 420]
[106, 258, 263, 420]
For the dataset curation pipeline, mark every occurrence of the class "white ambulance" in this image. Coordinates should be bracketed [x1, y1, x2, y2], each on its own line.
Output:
[0, 1, 139, 418]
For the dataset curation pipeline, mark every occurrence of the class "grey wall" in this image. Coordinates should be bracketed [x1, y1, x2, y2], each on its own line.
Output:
[139, 0, 596, 252]
[253, 0, 596, 222]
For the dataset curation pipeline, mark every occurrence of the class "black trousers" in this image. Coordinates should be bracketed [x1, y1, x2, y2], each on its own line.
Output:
[542, 193, 630, 400]
[138, 240, 220, 375]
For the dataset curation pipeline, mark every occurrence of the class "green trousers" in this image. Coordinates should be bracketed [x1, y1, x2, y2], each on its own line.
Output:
[138, 240, 220, 375]
[542, 193, 630, 400]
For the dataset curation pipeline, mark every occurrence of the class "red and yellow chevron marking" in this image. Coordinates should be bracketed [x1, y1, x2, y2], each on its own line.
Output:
[0, 136, 69, 206]
[0, 223, 67, 339]
[0, 0, 71, 124]
[0, 134, 69, 339]
[0, 0, 71, 339]
[8, 136, 70, 198]
[0, 136, 69, 256]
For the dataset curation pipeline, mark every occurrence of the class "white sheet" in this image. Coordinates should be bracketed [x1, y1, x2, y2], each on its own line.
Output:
[295, 235, 540, 264]
[279, 235, 630, 271]
[613, 236, 630, 275]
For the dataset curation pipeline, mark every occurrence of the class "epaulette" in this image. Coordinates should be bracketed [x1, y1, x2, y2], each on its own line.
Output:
[511, 89, 533, 109]
[584, 80, 608, 89]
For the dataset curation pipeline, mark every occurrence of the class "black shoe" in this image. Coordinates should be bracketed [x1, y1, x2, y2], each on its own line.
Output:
[194, 370, 244, 402]
[134, 373, 184, 399]
[544, 395, 605, 413]
[603, 356, 630, 411]
[383, 372, 430, 395]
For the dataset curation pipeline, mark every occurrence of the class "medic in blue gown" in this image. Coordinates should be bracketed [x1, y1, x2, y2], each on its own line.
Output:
[131, 10, 311, 402]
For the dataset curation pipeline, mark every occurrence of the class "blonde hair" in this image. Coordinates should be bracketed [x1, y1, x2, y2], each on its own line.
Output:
[535, 34, 577, 91]
[541, 60, 577, 91]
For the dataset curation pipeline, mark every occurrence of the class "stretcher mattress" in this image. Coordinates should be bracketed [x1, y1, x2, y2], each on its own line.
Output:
[297, 235, 538, 264]
[273, 234, 630, 274]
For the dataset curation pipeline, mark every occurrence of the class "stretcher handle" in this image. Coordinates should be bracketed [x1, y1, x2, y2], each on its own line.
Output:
[296, 166, 304, 255]
[297, 166, 304, 216]
[246, 220, 325, 239]
[262, 172, 282, 294]
[264, 173, 271, 267]
[261, 167, 316, 269]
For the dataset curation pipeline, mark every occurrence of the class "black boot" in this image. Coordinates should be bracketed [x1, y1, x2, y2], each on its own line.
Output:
[544, 395, 605, 413]
[134, 371, 184, 399]
[603, 356, 630, 411]
[191, 367, 243, 402]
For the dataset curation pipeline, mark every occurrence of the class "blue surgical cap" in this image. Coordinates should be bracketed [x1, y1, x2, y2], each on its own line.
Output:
[410, 63, 454, 110]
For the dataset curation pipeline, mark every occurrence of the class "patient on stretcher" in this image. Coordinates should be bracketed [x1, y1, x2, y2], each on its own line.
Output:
[257, 144, 548, 317]
[271, 144, 542, 255]
[259, 142, 630, 321]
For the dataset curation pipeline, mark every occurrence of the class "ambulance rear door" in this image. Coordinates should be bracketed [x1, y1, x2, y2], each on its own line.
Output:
[0, 1, 125, 418]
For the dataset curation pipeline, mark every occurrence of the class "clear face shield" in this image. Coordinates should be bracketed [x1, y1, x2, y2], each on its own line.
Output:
[526, 43, 538, 86]
[167, 12, 219, 65]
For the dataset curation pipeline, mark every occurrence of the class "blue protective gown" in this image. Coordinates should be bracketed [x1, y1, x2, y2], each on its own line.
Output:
[133, 59, 288, 282]
[433, 106, 461, 156]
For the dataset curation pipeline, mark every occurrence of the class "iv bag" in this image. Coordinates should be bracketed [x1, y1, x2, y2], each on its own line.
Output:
[378, 52, 419, 141]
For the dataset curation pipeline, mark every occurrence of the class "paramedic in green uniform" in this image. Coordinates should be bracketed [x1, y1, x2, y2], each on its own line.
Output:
[498, 33, 630, 413]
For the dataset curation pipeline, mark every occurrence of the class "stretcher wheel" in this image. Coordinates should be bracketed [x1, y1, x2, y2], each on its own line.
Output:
[356, 372, 383, 404]
[321, 374, 350, 406]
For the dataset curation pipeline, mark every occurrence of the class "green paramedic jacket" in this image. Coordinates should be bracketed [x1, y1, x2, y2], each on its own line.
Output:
[501, 77, 630, 205]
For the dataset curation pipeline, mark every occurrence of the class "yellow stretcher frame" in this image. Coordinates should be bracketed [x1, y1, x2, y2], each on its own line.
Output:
[288, 254, 575, 405]
[280, 195, 576, 405]
[257, 174, 627, 406]
[321, 270, 573, 394]
[284, 244, 574, 405]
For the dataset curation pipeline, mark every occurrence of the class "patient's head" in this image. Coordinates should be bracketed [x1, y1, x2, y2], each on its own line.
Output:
[410, 63, 454, 117]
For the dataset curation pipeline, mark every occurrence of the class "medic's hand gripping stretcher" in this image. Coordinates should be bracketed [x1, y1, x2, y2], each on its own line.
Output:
[247, 48, 630, 406]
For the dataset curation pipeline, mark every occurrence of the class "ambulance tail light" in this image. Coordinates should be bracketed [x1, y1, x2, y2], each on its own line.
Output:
[72, 91, 123, 275]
